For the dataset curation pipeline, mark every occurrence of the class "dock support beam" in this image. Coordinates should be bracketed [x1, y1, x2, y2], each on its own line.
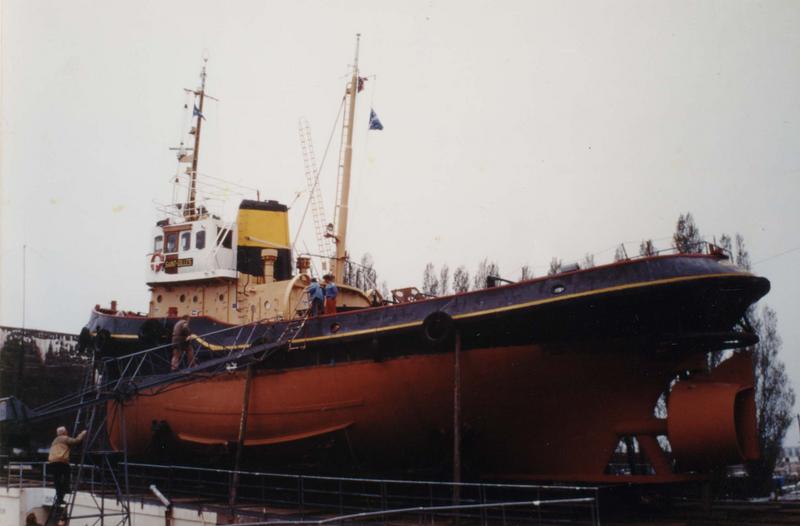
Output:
[453, 329, 462, 505]
[229, 365, 254, 512]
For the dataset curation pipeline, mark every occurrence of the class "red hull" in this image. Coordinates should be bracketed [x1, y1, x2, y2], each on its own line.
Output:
[109, 340, 748, 483]
[100, 255, 766, 483]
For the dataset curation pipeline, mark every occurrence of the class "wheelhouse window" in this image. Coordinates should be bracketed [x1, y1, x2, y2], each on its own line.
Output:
[217, 227, 233, 249]
[196, 230, 206, 250]
[154, 235, 163, 253]
[181, 231, 191, 251]
[165, 232, 178, 253]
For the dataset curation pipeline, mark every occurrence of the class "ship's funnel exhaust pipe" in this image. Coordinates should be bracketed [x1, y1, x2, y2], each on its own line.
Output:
[667, 352, 758, 470]
[262, 249, 277, 282]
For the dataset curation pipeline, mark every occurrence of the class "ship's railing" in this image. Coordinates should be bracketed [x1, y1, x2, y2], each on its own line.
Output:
[604, 240, 729, 265]
[1, 459, 601, 525]
[342, 259, 377, 291]
[1, 459, 100, 491]
[126, 462, 600, 525]
[1, 458, 49, 489]
[297, 252, 378, 292]
[493, 240, 732, 287]
[21, 316, 299, 423]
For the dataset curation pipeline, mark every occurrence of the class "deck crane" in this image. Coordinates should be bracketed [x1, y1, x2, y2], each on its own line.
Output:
[298, 117, 335, 273]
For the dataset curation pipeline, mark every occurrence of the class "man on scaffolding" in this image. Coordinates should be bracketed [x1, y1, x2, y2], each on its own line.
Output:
[48, 426, 87, 508]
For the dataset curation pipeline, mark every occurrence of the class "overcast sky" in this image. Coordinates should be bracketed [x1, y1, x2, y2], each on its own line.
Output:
[2, 1, 799, 442]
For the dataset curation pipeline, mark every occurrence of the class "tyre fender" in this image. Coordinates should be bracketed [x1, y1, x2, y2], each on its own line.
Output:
[422, 311, 454, 345]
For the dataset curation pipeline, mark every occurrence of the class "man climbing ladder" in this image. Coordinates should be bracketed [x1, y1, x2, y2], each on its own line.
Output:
[48, 425, 87, 522]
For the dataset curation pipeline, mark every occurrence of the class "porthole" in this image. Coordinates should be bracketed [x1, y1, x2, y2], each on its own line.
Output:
[330, 322, 341, 334]
[156, 295, 163, 303]
[219, 294, 225, 301]
[192, 295, 198, 303]
[179, 294, 186, 303]
[552, 284, 566, 295]
[264, 300, 271, 310]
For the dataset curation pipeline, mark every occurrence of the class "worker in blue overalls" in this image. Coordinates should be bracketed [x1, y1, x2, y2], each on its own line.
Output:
[307, 277, 325, 316]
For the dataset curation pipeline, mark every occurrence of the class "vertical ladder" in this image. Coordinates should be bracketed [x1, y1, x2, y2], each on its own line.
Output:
[298, 118, 334, 260]
[58, 367, 132, 526]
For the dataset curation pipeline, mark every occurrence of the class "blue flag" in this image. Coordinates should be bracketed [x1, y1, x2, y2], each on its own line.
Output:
[193, 104, 206, 120]
[369, 109, 383, 130]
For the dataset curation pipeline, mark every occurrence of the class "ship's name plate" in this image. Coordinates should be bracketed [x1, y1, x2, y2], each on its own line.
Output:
[165, 258, 193, 269]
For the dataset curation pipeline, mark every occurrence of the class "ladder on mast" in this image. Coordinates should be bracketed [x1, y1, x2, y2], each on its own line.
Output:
[298, 117, 334, 261]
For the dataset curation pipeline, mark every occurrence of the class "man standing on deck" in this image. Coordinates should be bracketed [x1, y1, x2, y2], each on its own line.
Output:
[171, 315, 195, 371]
[307, 277, 324, 316]
[48, 426, 87, 507]
[323, 274, 338, 315]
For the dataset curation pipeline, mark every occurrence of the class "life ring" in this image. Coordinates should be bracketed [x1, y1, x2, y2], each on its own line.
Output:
[150, 252, 165, 272]
[422, 311, 454, 345]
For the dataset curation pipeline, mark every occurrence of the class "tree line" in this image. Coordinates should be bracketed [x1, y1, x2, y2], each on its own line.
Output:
[0, 332, 89, 455]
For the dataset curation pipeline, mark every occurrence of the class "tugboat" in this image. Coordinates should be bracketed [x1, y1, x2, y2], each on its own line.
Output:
[84, 38, 770, 483]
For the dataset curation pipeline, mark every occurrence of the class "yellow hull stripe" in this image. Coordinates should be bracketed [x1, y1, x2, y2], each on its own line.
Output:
[103, 272, 747, 348]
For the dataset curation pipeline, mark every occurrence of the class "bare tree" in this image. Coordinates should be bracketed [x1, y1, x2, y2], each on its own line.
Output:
[439, 264, 450, 296]
[580, 253, 595, 269]
[379, 280, 390, 300]
[735, 233, 751, 270]
[613, 244, 628, 262]
[719, 233, 733, 258]
[673, 212, 703, 253]
[708, 230, 792, 495]
[639, 239, 656, 256]
[520, 264, 533, 281]
[718, 233, 750, 270]
[342, 260, 355, 286]
[358, 253, 376, 290]
[422, 262, 439, 296]
[473, 258, 499, 290]
[746, 306, 796, 495]
[547, 257, 562, 276]
[452, 266, 470, 293]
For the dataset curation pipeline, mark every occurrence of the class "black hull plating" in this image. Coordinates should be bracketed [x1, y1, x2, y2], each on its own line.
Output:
[86, 255, 768, 368]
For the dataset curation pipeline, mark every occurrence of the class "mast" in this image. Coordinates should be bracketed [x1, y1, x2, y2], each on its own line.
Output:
[334, 34, 360, 282]
[187, 57, 208, 220]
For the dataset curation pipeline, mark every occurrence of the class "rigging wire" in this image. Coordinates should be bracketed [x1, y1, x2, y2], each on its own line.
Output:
[753, 245, 800, 266]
